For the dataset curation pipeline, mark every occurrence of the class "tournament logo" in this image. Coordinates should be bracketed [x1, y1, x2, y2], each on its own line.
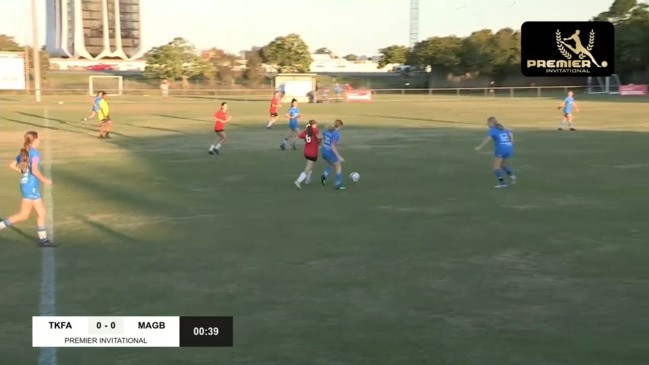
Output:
[521, 21, 614, 77]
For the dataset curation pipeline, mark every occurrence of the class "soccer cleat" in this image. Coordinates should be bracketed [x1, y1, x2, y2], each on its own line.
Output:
[334, 185, 346, 190]
[280, 143, 285, 150]
[557, 128, 563, 131]
[494, 184, 508, 188]
[293, 180, 301, 189]
[320, 174, 326, 185]
[569, 128, 576, 131]
[39, 239, 56, 248]
[208, 149, 214, 155]
[213, 148, 220, 155]
[98, 134, 104, 139]
[510, 175, 518, 184]
[104, 133, 111, 138]
[305, 178, 311, 184]
[292, 145, 297, 150]
[81, 117, 86, 124]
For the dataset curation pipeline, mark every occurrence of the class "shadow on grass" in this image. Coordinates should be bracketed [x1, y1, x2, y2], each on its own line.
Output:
[123, 123, 183, 134]
[360, 114, 479, 126]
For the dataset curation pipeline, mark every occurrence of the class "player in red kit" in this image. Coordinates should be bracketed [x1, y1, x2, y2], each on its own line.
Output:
[294, 120, 322, 189]
[208, 102, 231, 155]
[266, 91, 281, 129]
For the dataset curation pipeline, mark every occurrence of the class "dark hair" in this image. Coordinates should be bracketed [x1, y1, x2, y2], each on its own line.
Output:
[221, 102, 227, 107]
[20, 131, 38, 172]
[306, 120, 317, 137]
[291, 98, 297, 103]
[327, 119, 343, 131]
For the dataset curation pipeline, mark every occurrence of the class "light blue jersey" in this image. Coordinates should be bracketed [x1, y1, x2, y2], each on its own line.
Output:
[288, 106, 300, 130]
[563, 96, 574, 114]
[15, 147, 42, 200]
[92, 96, 102, 112]
[488, 127, 513, 159]
[321, 129, 340, 163]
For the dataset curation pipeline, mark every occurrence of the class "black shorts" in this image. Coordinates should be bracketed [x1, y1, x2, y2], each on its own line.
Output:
[564, 113, 571, 117]
[305, 155, 317, 162]
[100, 116, 111, 123]
[215, 129, 224, 133]
[270, 112, 278, 117]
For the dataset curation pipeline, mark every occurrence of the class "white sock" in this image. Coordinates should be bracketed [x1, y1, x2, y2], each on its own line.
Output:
[297, 172, 307, 183]
[0, 222, 6, 229]
[38, 229, 48, 240]
[215, 143, 221, 150]
[209, 144, 215, 151]
[305, 171, 312, 182]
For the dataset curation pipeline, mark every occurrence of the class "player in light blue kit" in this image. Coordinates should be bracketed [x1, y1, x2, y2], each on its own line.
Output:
[0, 131, 54, 246]
[280, 99, 301, 150]
[320, 119, 346, 190]
[82, 91, 103, 124]
[557, 90, 579, 131]
[475, 117, 517, 188]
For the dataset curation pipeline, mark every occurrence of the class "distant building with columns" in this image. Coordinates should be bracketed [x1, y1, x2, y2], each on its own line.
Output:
[46, 0, 143, 60]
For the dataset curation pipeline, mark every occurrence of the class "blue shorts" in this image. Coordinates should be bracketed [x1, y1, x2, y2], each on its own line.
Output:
[92, 107, 98, 112]
[21, 185, 42, 200]
[495, 149, 513, 159]
[322, 150, 338, 164]
[289, 120, 299, 130]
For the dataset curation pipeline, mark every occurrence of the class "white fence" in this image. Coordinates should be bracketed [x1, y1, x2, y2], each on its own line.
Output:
[1, 85, 591, 102]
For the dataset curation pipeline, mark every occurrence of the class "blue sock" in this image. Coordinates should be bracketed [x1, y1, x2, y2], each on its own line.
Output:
[323, 166, 332, 177]
[503, 166, 514, 176]
[335, 172, 342, 187]
[494, 169, 505, 184]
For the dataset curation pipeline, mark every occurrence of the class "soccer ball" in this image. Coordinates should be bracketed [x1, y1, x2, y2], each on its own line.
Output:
[349, 172, 360, 182]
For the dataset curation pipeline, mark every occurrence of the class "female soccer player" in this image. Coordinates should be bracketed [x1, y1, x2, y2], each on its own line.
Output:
[209, 102, 231, 155]
[266, 91, 281, 129]
[475, 116, 517, 188]
[97, 91, 113, 138]
[280, 99, 300, 150]
[320, 119, 346, 190]
[0, 131, 53, 246]
[557, 90, 578, 131]
[82, 91, 102, 124]
[294, 120, 322, 189]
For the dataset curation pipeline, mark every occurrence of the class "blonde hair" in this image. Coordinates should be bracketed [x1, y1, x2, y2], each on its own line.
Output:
[19, 131, 38, 172]
[487, 117, 504, 130]
[327, 119, 344, 131]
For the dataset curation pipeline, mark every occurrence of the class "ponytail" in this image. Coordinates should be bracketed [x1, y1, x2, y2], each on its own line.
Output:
[20, 131, 38, 172]
[496, 123, 504, 130]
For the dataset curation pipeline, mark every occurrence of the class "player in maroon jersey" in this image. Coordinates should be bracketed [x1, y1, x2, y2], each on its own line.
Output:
[266, 91, 281, 129]
[293, 120, 322, 189]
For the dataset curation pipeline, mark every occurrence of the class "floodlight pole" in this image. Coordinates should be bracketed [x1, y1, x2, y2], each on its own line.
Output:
[31, 0, 42, 102]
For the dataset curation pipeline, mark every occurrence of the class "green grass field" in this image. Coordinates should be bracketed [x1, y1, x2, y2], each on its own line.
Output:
[1, 95, 648, 365]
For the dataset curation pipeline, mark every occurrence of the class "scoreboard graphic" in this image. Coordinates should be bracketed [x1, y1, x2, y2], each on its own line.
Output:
[33, 316, 233, 347]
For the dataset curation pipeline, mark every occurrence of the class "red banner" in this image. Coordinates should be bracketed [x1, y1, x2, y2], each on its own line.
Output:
[619, 84, 648, 96]
[345, 89, 373, 102]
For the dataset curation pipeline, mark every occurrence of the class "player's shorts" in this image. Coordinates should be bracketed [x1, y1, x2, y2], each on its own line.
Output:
[20, 184, 41, 200]
[289, 120, 299, 130]
[270, 112, 278, 117]
[564, 112, 571, 117]
[305, 155, 317, 162]
[99, 115, 111, 123]
[92, 107, 98, 112]
[322, 150, 338, 164]
[214, 129, 224, 133]
[495, 149, 513, 159]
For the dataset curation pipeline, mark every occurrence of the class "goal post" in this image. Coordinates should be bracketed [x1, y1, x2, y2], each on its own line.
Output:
[88, 75, 123, 96]
[586, 74, 621, 95]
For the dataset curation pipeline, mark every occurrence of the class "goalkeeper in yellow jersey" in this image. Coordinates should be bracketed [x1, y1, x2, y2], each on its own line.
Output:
[97, 91, 113, 138]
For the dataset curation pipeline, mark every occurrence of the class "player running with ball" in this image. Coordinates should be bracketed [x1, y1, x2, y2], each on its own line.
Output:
[294, 120, 322, 189]
[320, 119, 346, 190]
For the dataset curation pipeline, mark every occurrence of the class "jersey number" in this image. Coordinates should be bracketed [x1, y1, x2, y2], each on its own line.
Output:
[305, 135, 311, 143]
[499, 133, 510, 142]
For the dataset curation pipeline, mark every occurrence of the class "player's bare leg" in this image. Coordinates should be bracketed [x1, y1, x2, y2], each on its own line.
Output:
[99, 121, 106, 138]
[210, 132, 226, 155]
[83, 111, 96, 123]
[104, 120, 113, 138]
[266, 116, 276, 129]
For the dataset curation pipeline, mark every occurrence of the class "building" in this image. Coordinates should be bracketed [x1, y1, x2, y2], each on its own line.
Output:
[309, 54, 393, 73]
[46, 0, 143, 60]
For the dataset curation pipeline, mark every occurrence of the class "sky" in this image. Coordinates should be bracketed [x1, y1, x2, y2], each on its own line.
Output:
[0, 0, 624, 55]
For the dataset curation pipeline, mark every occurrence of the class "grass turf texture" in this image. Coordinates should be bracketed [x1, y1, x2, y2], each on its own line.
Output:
[1, 95, 648, 365]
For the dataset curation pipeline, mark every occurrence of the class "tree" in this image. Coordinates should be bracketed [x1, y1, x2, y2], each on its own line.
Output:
[243, 48, 266, 87]
[406, 37, 463, 73]
[143, 37, 215, 88]
[264, 34, 313, 73]
[343, 54, 358, 61]
[314, 47, 332, 55]
[593, 0, 649, 78]
[205, 47, 239, 85]
[459, 29, 496, 75]
[0, 34, 49, 81]
[377, 45, 409, 68]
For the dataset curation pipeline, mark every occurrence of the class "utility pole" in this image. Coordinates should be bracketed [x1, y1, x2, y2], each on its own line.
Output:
[24, 46, 30, 94]
[31, 0, 41, 102]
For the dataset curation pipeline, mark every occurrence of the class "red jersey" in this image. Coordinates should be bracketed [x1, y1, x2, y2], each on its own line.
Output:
[214, 109, 227, 131]
[269, 97, 279, 113]
[298, 127, 319, 157]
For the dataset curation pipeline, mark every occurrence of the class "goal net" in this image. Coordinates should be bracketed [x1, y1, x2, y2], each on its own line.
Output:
[586, 74, 621, 95]
[89, 75, 123, 96]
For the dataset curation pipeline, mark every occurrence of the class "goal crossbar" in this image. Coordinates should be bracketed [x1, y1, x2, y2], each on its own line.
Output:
[88, 75, 124, 96]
